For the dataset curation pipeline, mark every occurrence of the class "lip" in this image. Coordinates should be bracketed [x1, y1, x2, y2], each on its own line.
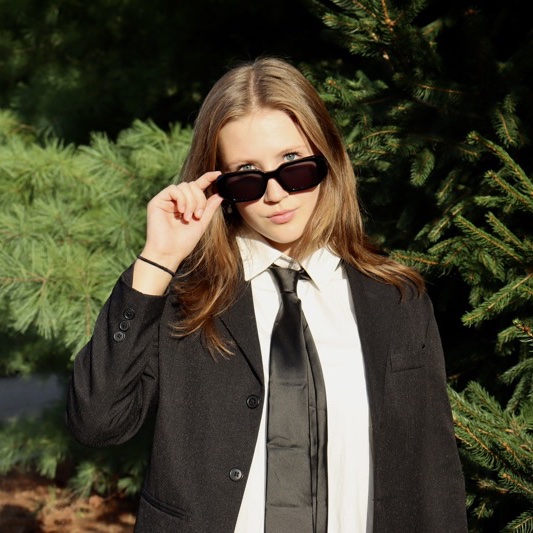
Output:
[268, 209, 296, 224]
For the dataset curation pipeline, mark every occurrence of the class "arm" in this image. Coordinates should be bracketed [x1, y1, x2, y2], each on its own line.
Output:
[66, 267, 167, 447]
[66, 172, 224, 447]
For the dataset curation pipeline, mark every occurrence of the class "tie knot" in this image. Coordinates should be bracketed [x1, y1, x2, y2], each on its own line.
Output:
[269, 265, 301, 294]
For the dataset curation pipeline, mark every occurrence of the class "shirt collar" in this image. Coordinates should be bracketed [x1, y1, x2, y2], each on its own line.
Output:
[236, 234, 342, 291]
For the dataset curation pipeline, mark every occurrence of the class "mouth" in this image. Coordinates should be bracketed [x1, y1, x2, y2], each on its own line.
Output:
[268, 209, 296, 224]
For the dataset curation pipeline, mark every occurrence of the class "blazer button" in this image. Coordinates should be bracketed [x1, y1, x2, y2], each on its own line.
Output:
[113, 331, 126, 342]
[246, 395, 260, 409]
[119, 320, 130, 331]
[229, 468, 243, 482]
[123, 308, 135, 320]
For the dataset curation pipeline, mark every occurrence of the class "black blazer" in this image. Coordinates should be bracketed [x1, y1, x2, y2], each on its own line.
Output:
[66, 264, 468, 532]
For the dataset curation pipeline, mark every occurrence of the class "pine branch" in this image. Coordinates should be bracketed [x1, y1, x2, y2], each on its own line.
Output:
[502, 511, 533, 533]
[450, 383, 533, 508]
[463, 274, 533, 326]
[0, 116, 193, 357]
[468, 133, 533, 197]
[489, 171, 533, 212]
[486, 213, 527, 251]
[455, 215, 523, 264]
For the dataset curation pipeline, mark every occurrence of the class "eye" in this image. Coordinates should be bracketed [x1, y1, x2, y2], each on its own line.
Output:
[237, 163, 257, 172]
[283, 152, 300, 162]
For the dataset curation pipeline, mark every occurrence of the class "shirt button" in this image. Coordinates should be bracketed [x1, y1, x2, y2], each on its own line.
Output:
[123, 308, 135, 320]
[246, 395, 260, 409]
[229, 468, 243, 482]
[113, 331, 126, 342]
[119, 320, 130, 331]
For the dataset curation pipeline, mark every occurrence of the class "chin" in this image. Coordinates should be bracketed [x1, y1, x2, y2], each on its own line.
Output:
[266, 236, 301, 254]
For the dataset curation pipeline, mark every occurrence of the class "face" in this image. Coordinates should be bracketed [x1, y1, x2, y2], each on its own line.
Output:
[217, 109, 321, 255]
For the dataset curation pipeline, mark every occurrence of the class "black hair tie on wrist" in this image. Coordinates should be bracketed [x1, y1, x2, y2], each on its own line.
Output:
[137, 255, 176, 277]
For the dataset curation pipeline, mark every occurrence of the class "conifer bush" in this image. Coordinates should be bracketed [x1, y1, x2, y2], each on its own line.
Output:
[0, 111, 192, 495]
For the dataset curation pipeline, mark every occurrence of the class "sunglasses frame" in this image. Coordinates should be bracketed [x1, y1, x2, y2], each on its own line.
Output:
[216, 155, 328, 203]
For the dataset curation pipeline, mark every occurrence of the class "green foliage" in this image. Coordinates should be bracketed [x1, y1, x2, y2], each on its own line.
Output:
[0, 112, 188, 497]
[0, 112, 192, 360]
[450, 379, 533, 531]
[398, 138, 532, 345]
[0, 402, 153, 498]
[503, 321, 533, 413]
[0, 404, 71, 479]
[0, 0, 344, 143]
[306, 0, 533, 250]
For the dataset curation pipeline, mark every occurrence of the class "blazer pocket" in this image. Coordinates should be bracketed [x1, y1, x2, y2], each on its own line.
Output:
[390, 342, 427, 373]
[137, 488, 190, 528]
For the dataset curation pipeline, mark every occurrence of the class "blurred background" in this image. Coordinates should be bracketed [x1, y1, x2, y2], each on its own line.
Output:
[0, 0, 532, 531]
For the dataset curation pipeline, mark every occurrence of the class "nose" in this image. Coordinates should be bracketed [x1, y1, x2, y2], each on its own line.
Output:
[264, 178, 289, 203]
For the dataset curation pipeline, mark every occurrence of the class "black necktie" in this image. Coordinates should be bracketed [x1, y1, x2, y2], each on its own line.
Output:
[265, 265, 328, 533]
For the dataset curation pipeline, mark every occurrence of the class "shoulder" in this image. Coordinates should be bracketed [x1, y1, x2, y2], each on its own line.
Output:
[344, 261, 425, 298]
[343, 262, 433, 322]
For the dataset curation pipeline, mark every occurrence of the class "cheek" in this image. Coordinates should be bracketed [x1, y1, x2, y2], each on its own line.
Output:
[235, 202, 259, 225]
[300, 185, 321, 212]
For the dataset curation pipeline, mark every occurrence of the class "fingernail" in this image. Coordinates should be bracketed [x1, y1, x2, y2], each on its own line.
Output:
[195, 209, 204, 218]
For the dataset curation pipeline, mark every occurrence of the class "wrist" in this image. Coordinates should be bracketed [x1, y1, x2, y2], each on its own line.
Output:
[138, 248, 182, 273]
[133, 259, 174, 296]
[137, 255, 176, 277]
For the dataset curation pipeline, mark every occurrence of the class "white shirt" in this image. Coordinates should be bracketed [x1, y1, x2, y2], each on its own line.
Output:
[234, 235, 373, 533]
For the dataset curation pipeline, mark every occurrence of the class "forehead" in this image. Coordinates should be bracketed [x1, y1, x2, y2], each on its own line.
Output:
[218, 109, 310, 163]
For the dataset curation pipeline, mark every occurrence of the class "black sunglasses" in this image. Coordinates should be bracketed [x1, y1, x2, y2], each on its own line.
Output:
[216, 155, 328, 203]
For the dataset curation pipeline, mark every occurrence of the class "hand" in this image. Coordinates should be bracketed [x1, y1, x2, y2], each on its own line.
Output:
[140, 171, 224, 272]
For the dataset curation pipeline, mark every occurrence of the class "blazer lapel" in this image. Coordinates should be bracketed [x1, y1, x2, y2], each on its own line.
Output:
[345, 264, 394, 430]
[217, 265, 395, 414]
[218, 281, 264, 386]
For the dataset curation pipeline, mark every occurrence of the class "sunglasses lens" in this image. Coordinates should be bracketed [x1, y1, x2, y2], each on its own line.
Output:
[278, 159, 323, 191]
[218, 173, 265, 202]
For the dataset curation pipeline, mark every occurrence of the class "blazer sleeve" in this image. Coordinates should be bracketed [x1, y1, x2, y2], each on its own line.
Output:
[66, 266, 168, 448]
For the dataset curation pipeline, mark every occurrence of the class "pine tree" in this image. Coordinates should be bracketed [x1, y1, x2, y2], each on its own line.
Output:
[401, 139, 533, 531]
[0, 0, 343, 144]
[0, 110, 192, 494]
[303, 0, 533, 530]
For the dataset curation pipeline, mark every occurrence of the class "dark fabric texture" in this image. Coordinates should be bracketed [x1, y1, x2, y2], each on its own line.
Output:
[66, 263, 469, 533]
[265, 266, 327, 533]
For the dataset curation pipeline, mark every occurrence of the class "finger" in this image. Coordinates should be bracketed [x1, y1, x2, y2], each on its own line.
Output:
[199, 192, 224, 223]
[166, 183, 203, 221]
[176, 184, 198, 221]
[193, 170, 222, 192]
[187, 183, 210, 219]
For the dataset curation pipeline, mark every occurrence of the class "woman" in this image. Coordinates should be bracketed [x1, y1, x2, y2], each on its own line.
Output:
[66, 57, 467, 532]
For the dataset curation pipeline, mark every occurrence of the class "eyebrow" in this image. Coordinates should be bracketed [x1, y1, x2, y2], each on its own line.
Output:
[224, 145, 311, 171]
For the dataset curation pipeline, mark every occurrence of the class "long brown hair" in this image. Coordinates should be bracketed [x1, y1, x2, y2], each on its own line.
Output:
[173, 56, 425, 356]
